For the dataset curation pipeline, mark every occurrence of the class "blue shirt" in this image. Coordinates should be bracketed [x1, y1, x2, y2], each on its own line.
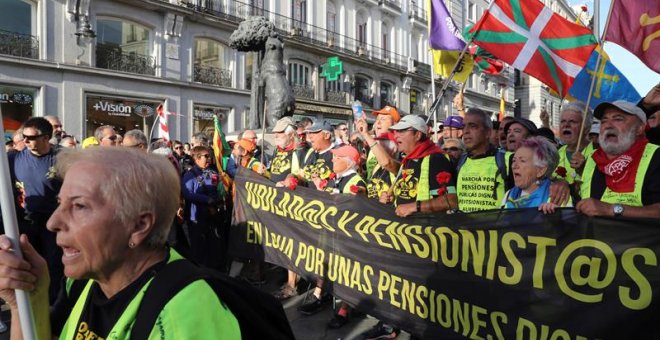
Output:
[182, 166, 220, 223]
[9, 148, 61, 217]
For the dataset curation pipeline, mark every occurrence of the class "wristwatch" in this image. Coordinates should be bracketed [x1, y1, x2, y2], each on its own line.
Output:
[613, 204, 624, 217]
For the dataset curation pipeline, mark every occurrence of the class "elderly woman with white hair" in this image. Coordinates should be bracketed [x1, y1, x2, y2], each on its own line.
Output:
[503, 136, 569, 213]
[0, 147, 240, 339]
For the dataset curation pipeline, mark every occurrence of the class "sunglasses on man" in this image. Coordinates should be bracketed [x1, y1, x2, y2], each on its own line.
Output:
[23, 134, 46, 141]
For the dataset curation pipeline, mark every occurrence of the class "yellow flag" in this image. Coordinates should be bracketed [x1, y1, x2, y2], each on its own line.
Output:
[431, 50, 474, 83]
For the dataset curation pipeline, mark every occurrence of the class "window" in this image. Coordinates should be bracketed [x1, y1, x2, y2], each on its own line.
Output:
[84, 94, 157, 138]
[0, 85, 36, 132]
[251, 0, 265, 16]
[354, 75, 372, 107]
[193, 105, 230, 135]
[96, 18, 153, 75]
[410, 89, 421, 114]
[358, 24, 367, 45]
[292, 0, 306, 29]
[193, 38, 231, 86]
[288, 61, 311, 86]
[245, 52, 254, 90]
[382, 23, 389, 53]
[380, 82, 394, 107]
[468, 2, 476, 22]
[0, 0, 37, 58]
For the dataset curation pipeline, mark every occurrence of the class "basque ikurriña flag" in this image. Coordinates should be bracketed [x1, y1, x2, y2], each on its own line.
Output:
[605, 0, 659, 73]
[468, 0, 597, 97]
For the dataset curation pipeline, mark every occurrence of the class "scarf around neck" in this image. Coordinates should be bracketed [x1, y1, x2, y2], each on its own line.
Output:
[506, 178, 552, 209]
[591, 137, 648, 193]
[401, 140, 443, 168]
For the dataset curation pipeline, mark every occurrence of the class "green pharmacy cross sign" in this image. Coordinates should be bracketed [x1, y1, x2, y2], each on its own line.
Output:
[321, 56, 343, 81]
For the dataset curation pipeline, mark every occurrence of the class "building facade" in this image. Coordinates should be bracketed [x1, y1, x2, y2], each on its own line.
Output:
[0, 0, 518, 142]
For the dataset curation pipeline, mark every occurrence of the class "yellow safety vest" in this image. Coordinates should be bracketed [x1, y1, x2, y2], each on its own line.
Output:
[457, 153, 511, 212]
[393, 156, 433, 206]
[580, 143, 658, 207]
[556, 143, 595, 184]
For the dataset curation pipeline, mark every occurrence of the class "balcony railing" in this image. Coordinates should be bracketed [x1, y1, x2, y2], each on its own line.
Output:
[175, 0, 414, 74]
[292, 84, 315, 99]
[326, 91, 346, 105]
[409, 2, 428, 22]
[416, 62, 432, 78]
[0, 29, 38, 59]
[194, 63, 232, 87]
[96, 44, 155, 75]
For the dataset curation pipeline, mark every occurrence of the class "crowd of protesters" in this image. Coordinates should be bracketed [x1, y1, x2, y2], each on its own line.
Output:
[1, 83, 659, 339]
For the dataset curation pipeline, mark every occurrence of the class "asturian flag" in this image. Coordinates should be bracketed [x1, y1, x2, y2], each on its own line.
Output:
[568, 46, 641, 109]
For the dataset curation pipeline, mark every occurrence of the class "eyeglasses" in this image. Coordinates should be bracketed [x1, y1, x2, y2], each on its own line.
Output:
[23, 134, 45, 141]
[443, 147, 461, 152]
[104, 135, 117, 141]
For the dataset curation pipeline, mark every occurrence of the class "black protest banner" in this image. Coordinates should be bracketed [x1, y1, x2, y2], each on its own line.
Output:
[230, 170, 660, 339]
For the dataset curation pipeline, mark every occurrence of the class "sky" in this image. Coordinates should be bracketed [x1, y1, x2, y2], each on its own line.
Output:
[570, 0, 659, 96]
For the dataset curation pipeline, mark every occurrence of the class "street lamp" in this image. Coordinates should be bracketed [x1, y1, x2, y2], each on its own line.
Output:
[75, 14, 96, 44]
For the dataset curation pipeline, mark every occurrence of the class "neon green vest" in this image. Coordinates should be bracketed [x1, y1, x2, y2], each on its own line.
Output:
[341, 174, 366, 194]
[556, 143, 595, 184]
[457, 153, 511, 212]
[59, 249, 240, 340]
[580, 143, 658, 207]
[366, 150, 378, 180]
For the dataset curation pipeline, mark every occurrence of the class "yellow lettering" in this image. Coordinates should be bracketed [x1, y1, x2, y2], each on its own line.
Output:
[499, 232, 525, 285]
[528, 236, 556, 289]
[619, 247, 656, 310]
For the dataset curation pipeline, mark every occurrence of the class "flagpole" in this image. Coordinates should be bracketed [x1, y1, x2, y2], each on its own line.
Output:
[0, 109, 37, 340]
[429, 49, 438, 142]
[576, 0, 614, 153]
[428, 40, 472, 120]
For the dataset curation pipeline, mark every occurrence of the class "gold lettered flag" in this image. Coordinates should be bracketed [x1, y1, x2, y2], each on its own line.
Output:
[432, 49, 474, 83]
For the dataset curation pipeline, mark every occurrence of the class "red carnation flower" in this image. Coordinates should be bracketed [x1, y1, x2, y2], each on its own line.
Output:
[210, 174, 219, 185]
[350, 185, 359, 194]
[435, 171, 452, 185]
[437, 187, 447, 196]
[319, 179, 328, 190]
[555, 166, 567, 177]
[287, 177, 299, 190]
[328, 172, 337, 180]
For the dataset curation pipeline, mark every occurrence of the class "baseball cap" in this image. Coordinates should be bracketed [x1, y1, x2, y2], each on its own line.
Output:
[305, 120, 334, 133]
[443, 115, 464, 129]
[372, 105, 401, 123]
[331, 144, 361, 165]
[504, 118, 538, 136]
[272, 117, 295, 133]
[81, 136, 99, 149]
[593, 100, 647, 123]
[237, 138, 256, 153]
[389, 115, 427, 133]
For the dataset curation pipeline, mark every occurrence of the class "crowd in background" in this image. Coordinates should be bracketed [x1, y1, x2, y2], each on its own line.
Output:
[3, 84, 659, 339]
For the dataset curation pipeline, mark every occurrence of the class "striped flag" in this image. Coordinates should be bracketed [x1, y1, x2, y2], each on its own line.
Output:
[213, 114, 232, 195]
[468, 0, 598, 97]
[155, 104, 170, 141]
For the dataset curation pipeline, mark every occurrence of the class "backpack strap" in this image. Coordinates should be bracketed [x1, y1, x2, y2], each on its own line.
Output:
[130, 260, 205, 340]
[130, 259, 295, 340]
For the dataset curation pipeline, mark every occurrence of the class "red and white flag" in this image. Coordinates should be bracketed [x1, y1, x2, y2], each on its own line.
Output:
[155, 104, 171, 141]
[605, 0, 659, 73]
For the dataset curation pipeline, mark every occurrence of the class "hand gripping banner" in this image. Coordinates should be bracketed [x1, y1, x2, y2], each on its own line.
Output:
[230, 170, 660, 339]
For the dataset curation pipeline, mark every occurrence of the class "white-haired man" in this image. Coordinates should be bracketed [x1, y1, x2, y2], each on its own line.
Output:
[578, 100, 660, 218]
[553, 102, 596, 187]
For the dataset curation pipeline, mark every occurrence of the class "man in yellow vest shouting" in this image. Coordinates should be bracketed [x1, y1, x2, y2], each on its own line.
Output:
[578, 100, 660, 218]
[380, 115, 457, 217]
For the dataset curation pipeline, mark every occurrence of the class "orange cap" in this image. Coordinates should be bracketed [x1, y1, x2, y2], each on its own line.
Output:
[331, 145, 361, 165]
[372, 105, 401, 123]
[237, 138, 256, 153]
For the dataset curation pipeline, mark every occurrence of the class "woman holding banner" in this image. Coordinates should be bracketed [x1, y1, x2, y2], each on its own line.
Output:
[0, 147, 240, 339]
[502, 136, 569, 213]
